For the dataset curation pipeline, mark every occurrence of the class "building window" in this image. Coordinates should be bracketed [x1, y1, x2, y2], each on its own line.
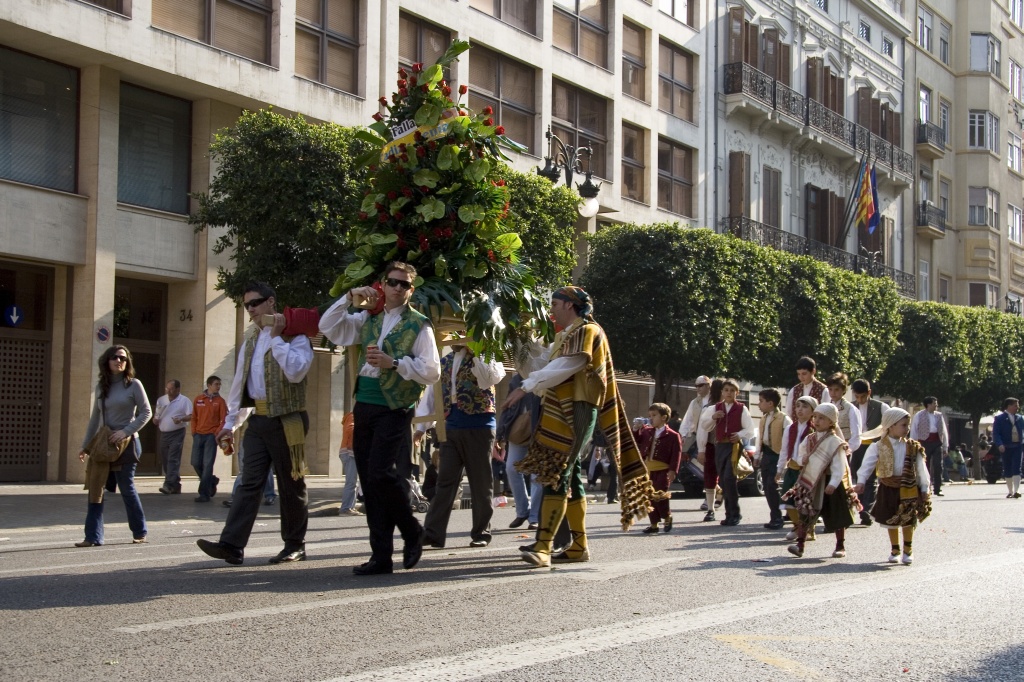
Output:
[622, 21, 646, 101]
[1013, 0, 1024, 29]
[657, 137, 693, 217]
[939, 180, 950, 222]
[763, 166, 781, 228]
[939, 101, 950, 145]
[469, 0, 537, 35]
[658, 0, 695, 27]
[1010, 133, 1022, 173]
[621, 123, 646, 202]
[968, 110, 999, 153]
[918, 259, 930, 301]
[968, 282, 999, 308]
[398, 13, 449, 75]
[152, 0, 273, 64]
[970, 33, 1001, 76]
[295, 0, 358, 94]
[117, 84, 192, 214]
[939, 22, 950, 65]
[658, 40, 695, 123]
[919, 85, 931, 123]
[859, 21, 871, 43]
[81, 0, 127, 13]
[882, 37, 894, 58]
[553, 0, 608, 68]
[813, 0, 828, 12]
[968, 187, 999, 227]
[468, 46, 536, 152]
[1010, 204, 1023, 244]
[1013, 61, 1024, 102]
[918, 7, 932, 51]
[0, 47, 79, 193]
[939, 277, 950, 302]
[551, 79, 607, 178]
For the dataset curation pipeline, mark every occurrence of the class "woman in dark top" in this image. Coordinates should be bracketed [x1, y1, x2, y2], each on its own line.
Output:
[76, 345, 152, 547]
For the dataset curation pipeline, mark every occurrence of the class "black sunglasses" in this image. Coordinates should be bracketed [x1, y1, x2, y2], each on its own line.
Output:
[243, 296, 269, 310]
[111, 355, 128, 363]
[384, 277, 412, 290]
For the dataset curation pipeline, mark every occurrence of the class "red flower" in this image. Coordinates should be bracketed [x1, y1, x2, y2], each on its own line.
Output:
[399, 144, 407, 153]
[369, 165, 377, 172]
[412, 62, 424, 72]
[443, 227, 453, 238]
[495, 179, 506, 187]
[433, 227, 443, 238]
[374, 203, 384, 211]
[428, 140, 437, 150]
[399, 88, 408, 97]
[419, 236, 430, 250]
[387, 191, 398, 200]
[358, 212, 368, 220]
[372, 112, 383, 121]
[397, 237, 407, 248]
[400, 153, 408, 162]
[409, 75, 418, 86]
[378, 213, 388, 223]
[487, 250, 495, 261]
[398, 68, 408, 79]
[402, 187, 414, 197]
[459, 109, 467, 116]
[394, 212, 405, 221]
[442, 86, 451, 97]
[419, 185, 430, 193]
[483, 106, 493, 115]
[421, 85, 430, 93]
[397, 79, 407, 88]
[459, 84, 468, 95]
[378, 97, 388, 106]
[495, 126, 505, 135]
[484, 118, 493, 126]
[414, 131, 423, 141]
[416, 146, 426, 158]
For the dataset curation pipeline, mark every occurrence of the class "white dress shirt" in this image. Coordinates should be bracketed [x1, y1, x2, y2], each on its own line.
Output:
[910, 409, 949, 449]
[857, 399, 890, 438]
[857, 440, 931, 492]
[697, 401, 757, 444]
[223, 326, 314, 431]
[154, 394, 192, 432]
[778, 420, 811, 476]
[785, 382, 832, 417]
[517, 332, 588, 395]
[833, 398, 862, 446]
[318, 294, 442, 388]
[679, 394, 710, 438]
[449, 348, 505, 391]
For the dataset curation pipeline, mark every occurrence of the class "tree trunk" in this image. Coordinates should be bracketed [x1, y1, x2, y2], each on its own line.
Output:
[653, 369, 670, 404]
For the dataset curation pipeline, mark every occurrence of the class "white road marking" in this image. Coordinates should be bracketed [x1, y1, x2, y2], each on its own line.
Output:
[317, 548, 1024, 682]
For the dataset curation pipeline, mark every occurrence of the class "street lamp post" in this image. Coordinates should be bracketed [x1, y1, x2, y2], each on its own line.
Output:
[1005, 294, 1022, 316]
[536, 126, 602, 218]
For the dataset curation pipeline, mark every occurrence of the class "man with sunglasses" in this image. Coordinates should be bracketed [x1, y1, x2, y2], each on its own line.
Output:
[320, 262, 441, 575]
[197, 282, 314, 566]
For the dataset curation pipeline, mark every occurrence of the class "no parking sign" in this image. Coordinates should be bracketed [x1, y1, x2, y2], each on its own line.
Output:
[96, 326, 110, 343]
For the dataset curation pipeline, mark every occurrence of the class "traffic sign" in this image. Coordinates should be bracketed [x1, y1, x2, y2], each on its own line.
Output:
[97, 326, 110, 343]
[4, 305, 23, 327]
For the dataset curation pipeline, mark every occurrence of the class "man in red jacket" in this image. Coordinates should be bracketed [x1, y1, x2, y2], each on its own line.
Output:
[634, 402, 683, 533]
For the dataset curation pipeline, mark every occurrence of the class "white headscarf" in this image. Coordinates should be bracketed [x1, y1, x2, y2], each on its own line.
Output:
[860, 407, 910, 442]
[813, 403, 838, 427]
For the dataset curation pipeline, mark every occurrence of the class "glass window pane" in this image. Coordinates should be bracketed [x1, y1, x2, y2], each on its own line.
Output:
[502, 0, 536, 34]
[657, 176, 672, 210]
[326, 0, 357, 37]
[0, 47, 79, 192]
[676, 86, 693, 121]
[467, 92, 496, 117]
[659, 43, 672, 76]
[552, 81, 573, 122]
[296, 0, 321, 25]
[152, 0, 205, 41]
[499, 107, 533, 150]
[214, 0, 269, 63]
[502, 60, 534, 107]
[674, 51, 691, 86]
[623, 22, 644, 60]
[579, 25, 607, 67]
[659, 77, 673, 112]
[326, 40, 357, 93]
[295, 29, 321, 80]
[470, 0, 495, 14]
[657, 140, 671, 170]
[622, 164, 643, 201]
[399, 16, 418, 64]
[469, 48, 499, 95]
[579, 0, 605, 27]
[423, 26, 448, 65]
[674, 181, 691, 216]
[673, 146, 689, 178]
[588, 140, 606, 178]
[578, 91, 605, 136]
[553, 10, 576, 54]
[623, 62, 644, 99]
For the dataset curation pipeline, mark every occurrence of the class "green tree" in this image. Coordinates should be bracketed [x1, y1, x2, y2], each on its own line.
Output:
[190, 109, 368, 307]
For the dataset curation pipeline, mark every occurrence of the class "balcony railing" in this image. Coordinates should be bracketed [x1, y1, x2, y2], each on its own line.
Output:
[917, 202, 946, 231]
[719, 216, 917, 298]
[723, 62, 913, 181]
[916, 121, 946, 148]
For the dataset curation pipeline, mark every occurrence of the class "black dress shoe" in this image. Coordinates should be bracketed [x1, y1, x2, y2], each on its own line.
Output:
[353, 559, 393, 575]
[197, 538, 243, 565]
[934, 491, 944, 497]
[423, 533, 445, 549]
[403, 529, 424, 570]
[469, 538, 490, 548]
[720, 515, 741, 526]
[509, 516, 528, 529]
[764, 520, 785, 530]
[663, 517, 673, 532]
[268, 547, 306, 564]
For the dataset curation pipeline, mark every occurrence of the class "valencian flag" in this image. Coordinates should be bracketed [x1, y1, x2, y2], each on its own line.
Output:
[855, 163, 881, 234]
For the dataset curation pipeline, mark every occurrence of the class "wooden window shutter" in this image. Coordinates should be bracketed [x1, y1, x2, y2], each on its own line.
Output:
[805, 183, 819, 240]
[729, 151, 750, 218]
[763, 29, 778, 79]
[779, 43, 791, 85]
[152, 0, 205, 41]
[892, 111, 902, 146]
[829, 192, 844, 246]
[763, 167, 781, 227]
[822, 66, 832, 107]
[857, 87, 872, 128]
[807, 58, 822, 102]
[871, 98, 881, 134]
[745, 22, 759, 67]
[837, 77, 845, 115]
[727, 7, 745, 64]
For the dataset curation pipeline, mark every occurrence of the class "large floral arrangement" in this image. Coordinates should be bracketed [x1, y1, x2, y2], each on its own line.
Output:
[330, 40, 551, 356]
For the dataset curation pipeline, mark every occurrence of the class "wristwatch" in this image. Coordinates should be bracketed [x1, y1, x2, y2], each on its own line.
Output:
[392, 358, 399, 369]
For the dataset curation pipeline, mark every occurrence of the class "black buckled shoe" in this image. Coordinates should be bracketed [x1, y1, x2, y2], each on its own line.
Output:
[353, 559, 393, 575]
[268, 546, 306, 564]
[403, 529, 424, 570]
[197, 539, 243, 565]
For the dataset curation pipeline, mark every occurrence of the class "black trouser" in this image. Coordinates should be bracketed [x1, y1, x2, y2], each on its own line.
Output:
[759, 448, 782, 523]
[850, 443, 876, 514]
[424, 427, 495, 545]
[714, 443, 740, 520]
[221, 412, 308, 551]
[353, 402, 422, 567]
[923, 439, 943, 494]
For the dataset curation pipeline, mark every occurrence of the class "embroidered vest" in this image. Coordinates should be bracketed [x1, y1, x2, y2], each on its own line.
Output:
[240, 330, 307, 417]
[714, 401, 745, 442]
[835, 399, 852, 440]
[789, 380, 826, 419]
[786, 421, 810, 460]
[440, 352, 495, 415]
[358, 306, 430, 410]
[764, 409, 786, 454]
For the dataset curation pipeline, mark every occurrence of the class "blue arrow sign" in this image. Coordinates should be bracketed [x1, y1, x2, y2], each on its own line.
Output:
[4, 305, 23, 327]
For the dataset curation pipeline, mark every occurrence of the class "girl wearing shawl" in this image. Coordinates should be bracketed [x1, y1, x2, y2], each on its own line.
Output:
[777, 395, 817, 541]
[855, 408, 931, 565]
[782, 403, 859, 558]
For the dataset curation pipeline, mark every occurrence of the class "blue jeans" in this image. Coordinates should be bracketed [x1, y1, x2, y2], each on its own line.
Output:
[84, 443, 147, 544]
[232, 444, 276, 499]
[340, 451, 359, 511]
[191, 433, 219, 497]
[505, 442, 533, 519]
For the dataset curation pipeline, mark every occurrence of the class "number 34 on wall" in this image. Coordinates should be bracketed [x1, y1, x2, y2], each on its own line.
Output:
[179, 309, 193, 322]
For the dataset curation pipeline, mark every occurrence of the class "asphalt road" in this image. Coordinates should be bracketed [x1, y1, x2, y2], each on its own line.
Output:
[1, 477, 1021, 681]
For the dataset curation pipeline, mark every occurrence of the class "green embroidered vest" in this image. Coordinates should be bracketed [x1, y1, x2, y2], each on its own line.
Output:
[357, 306, 431, 410]
[240, 329, 307, 417]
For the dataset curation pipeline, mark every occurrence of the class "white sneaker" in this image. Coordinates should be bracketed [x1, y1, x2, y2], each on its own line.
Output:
[785, 530, 797, 541]
[901, 553, 914, 565]
[888, 553, 900, 563]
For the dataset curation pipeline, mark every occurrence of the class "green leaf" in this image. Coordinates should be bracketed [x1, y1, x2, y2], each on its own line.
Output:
[435, 182, 462, 195]
[465, 158, 491, 183]
[415, 197, 446, 221]
[458, 204, 486, 223]
[354, 129, 385, 147]
[360, 193, 383, 213]
[368, 233, 398, 245]
[413, 169, 440, 188]
[414, 101, 441, 127]
[369, 121, 389, 138]
[422, 63, 443, 87]
[462, 258, 487, 278]
[389, 197, 410, 214]
[437, 39, 471, 68]
[434, 254, 448, 278]
[494, 232, 522, 254]
[437, 145, 461, 171]
[344, 260, 373, 281]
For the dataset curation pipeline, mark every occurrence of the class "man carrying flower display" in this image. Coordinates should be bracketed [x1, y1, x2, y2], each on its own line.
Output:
[504, 286, 661, 568]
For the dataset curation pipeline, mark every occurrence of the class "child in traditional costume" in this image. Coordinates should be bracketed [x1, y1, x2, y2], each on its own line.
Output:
[855, 408, 931, 565]
[777, 395, 817, 541]
[695, 379, 724, 522]
[634, 402, 683, 533]
[782, 403, 859, 558]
